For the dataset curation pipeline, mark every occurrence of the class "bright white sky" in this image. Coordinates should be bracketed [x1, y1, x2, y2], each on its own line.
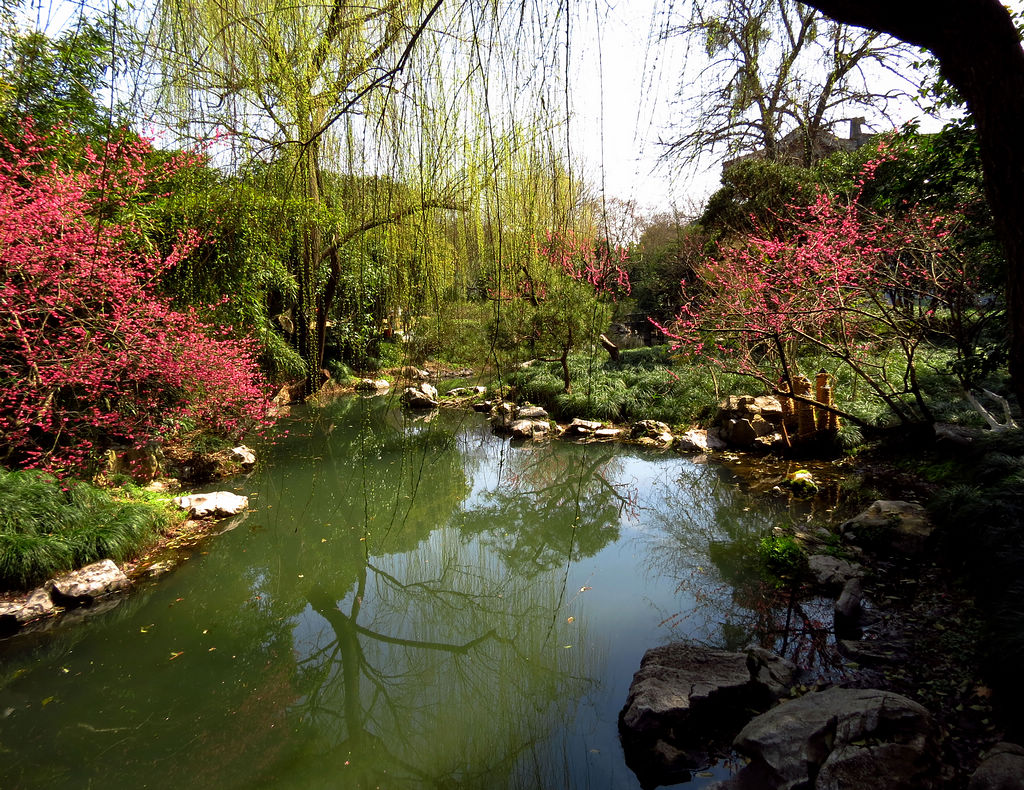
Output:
[26, 0, 983, 217]
[564, 0, 957, 216]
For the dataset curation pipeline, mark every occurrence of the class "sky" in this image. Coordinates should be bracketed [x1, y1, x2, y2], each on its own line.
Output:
[564, 0, 958, 216]
[21, 0, 978, 217]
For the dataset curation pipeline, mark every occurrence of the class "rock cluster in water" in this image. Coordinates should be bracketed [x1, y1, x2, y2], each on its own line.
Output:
[0, 560, 130, 634]
[619, 496, 1022, 789]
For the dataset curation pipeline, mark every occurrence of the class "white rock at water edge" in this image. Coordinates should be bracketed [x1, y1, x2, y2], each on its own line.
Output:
[230, 445, 257, 466]
[49, 559, 130, 602]
[173, 491, 250, 518]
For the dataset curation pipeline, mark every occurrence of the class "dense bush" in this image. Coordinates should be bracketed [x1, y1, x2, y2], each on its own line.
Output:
[0, 467, 176, 589]
[509, 349, 747, 425]
[0, 127, 271, 474]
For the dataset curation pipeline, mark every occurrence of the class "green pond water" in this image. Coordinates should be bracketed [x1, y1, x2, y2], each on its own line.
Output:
[0, 397, 839, 789]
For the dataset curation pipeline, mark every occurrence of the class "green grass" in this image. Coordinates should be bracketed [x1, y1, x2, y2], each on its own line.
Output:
[0, 468, 178, 591]
[509, 347, 749, 426]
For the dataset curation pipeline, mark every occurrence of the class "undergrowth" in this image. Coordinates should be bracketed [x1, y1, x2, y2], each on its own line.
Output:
[926, 430, 1024, 734]
[509, 347, 748, 426]
[0, 468, 179, 591]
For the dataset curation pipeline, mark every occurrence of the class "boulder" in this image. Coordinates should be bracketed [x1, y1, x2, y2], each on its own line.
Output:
[0, 587, 55, 630]
[401, 385, 439, 409]
[725, 687, 937, 790]
[841, 500, 933, 554]
[48, 560, 130, 606]
[509, 419, 550, 440]
[354, 378, 391, 393]
[676, 428, 726, 453]
[715, 395, 788, 449]
[807, 555, 862, 592]
[834, 577, 864, 637]
[489, 401, 517, 431]
[747, 647, 798, 699]
[564, 418, 603, 437]
[399, 365, 428, 380]
[173, 491, 249, 518]
[516, 404, 549, 420]
[230, 445, 257, 467]
[632, 419, 672, 438]
[969, 742, 1024, 790]
[722, 418, 758, 447]
[632, 420, 674, 447]
[594, 428, 625, 440]
[620, 644, 792, 786]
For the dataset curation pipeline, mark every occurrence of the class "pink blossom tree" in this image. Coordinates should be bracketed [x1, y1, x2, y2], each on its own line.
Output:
[657, 157, 988, 427]
[0, 127, 271, 475]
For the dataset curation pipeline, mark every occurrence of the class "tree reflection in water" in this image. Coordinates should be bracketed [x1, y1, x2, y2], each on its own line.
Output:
[636, 459, 843, 680]
[240, 399, 625, 788]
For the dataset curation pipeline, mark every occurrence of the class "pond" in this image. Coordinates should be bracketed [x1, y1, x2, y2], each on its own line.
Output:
[0, 397, 840, 789]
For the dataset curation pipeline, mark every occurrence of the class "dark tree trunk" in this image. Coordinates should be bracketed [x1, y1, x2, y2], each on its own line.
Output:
[802, 0, 1024, 410]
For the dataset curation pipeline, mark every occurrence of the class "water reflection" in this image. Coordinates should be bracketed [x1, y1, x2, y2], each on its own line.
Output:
[0, 398, 843, 789]
[637, 462, 841, 679]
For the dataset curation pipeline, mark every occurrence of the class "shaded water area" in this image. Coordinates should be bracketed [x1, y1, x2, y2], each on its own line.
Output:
[0, 398, 843, 789]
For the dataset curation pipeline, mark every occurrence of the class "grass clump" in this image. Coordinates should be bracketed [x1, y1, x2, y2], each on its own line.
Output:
[0, 468, 177, 590]
[508, 347, 748, 426]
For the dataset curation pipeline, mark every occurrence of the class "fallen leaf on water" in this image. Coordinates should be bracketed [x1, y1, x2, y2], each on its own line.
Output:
[41, 696, 56, 707]
[208, 647, 216, 652]
[562, 645, 572, 649]
[169, 651, 184, 661]
[579, 586, 592, 592]
[567, 616, 575, 623]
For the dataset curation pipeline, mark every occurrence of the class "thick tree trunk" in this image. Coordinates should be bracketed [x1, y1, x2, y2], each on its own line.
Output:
[800, 0, 1024, 410]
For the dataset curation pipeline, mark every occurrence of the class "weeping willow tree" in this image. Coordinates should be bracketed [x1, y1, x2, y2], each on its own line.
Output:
[150, 0, 459, 381]
[147, 0, 608, 383]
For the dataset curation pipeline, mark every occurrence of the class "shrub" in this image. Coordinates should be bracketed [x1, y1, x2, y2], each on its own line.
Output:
[0, 467, 176, 589]
[0, 126, 271, 474]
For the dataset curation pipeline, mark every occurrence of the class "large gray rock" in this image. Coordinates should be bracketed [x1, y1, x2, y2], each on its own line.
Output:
[0, 587, 55, 629]
[48, 560, 130, 605]
[631, 420, 674, 447]
[969, 742, 1024, 790]
[808, 554, 862, 591]
[725, 687, 937, 790]
[229, 445, 257, 467]
[509, 419, 550, 440]
[173, 491, 249, 518]
[834, 577, 865, 638]
[516, 404, 549, 420]
[563, 418, 603, 437]
[620, 644, 793, 786]
[489, 401, 517, 431]
[354, 378, 391, 393]
[841, 500, 933, 554]
[676, 428, 727, 453]
[401, 384, 438, 409]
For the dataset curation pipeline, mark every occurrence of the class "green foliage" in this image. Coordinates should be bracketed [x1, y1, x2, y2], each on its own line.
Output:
[698, 158, 818, 241]
[155, 170, 307, 381]
[756, 534, 809, 587]
[0, 468, 175, 590]
[409, 300, 497, 365]
[509, 349, 747, 425]
[0, 15, 121, 140]
[708, 530, 808, 591]
[631, 215, 708, 320]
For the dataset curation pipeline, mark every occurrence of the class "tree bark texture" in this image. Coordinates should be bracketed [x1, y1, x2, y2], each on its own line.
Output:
[801, 0, 1024, 409]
